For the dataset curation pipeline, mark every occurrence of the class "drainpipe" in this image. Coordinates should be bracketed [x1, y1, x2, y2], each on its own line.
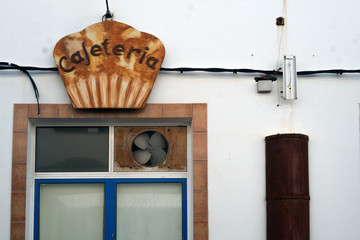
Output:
[265, 133, 310, 240]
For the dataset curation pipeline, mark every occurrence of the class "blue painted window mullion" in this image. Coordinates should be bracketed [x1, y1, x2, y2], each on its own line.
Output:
[104, 179, 116, 240]
[34, 180, 40, 240]
[182, 180, 188, 240]
[111, 180, 117, 240]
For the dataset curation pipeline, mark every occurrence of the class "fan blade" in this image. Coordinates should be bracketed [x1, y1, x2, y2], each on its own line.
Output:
[132, 150, 151, 164]
[149, 132, 168, 149]
[149, 148, 167, 165]
[134, 133, 150, 150]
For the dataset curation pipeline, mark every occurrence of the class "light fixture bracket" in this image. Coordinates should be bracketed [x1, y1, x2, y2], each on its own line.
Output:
[282, 55, 297, 100]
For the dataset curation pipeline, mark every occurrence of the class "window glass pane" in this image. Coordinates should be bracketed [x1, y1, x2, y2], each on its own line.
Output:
[35, 127, 109, 172]
[39, 183, 104, 240]
[116, 183, 182, 240]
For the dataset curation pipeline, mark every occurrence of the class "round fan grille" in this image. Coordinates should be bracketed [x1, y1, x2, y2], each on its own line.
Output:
[131, 131, 169, 166]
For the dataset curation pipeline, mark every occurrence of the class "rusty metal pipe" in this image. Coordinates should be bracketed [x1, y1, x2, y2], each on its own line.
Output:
[265, 133, 310, 240]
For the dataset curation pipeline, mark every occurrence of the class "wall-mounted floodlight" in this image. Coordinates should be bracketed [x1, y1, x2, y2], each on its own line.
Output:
[283, 55, 297, 100]
[255, 75, 277, 93]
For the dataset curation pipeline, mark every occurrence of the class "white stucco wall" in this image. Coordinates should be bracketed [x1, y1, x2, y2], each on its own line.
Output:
[1, 0, 360, 239]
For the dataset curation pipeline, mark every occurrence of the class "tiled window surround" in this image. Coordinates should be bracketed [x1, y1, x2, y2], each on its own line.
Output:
[11, 103, 208, 240]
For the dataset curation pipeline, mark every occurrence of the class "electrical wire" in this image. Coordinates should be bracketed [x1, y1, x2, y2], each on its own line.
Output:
[1, 62, 359, 114]
[160, 67, 280, 75]
[297, 69, 360, 75]
[275, 0, 287, 107]
[106, 0, 110, 12]
[102, 0, 113, 21]
[0, 64, 58, 72]
[0, 62, 41, 116]
[1, 62, 360, 75]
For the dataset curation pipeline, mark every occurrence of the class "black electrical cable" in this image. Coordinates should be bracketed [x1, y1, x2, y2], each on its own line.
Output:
[0, 62, 41, 116]
[1, 62, 360, 75]
[297, 69, 360, 75]
[160, 67, 280, 75]
[2, 62, 360, 113]
[105, 0, 110, 12]
[102, 0, 113, 21]
[160, 67, 360, 75]
[0, 64, 58, 72]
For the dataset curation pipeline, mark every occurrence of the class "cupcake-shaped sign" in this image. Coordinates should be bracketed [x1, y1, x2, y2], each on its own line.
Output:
[54, 21, 165, 108]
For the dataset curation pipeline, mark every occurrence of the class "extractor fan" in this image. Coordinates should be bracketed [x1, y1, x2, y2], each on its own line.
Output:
[114, 126, 186, 171]
[132, 131, 169, 166]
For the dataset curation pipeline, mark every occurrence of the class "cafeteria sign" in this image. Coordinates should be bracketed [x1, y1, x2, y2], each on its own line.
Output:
[53, 21, 165, 109]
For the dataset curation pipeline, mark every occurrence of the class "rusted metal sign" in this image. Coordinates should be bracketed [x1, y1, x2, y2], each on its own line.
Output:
[54, 21, 165, 109]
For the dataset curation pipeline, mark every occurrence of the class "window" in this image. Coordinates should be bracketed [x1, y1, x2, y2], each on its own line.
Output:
[32, 125, 189, 240]
[34, 179, 187, 240]
[10, 103, 208, 240]
[35, 127, 109, 172]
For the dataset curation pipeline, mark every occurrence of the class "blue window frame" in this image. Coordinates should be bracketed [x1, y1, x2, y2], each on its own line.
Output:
[34, 178, 187, 240]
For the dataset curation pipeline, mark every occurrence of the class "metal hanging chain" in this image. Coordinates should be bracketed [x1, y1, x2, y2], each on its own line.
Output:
[102, 0, 113, 21]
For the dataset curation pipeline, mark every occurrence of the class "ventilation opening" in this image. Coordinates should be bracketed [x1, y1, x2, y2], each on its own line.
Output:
[132, 131, 169, 167]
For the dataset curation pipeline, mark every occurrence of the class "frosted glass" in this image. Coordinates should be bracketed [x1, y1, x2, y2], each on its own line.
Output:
[39, 183, 104, 240]
[117, 183, 182, 240]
